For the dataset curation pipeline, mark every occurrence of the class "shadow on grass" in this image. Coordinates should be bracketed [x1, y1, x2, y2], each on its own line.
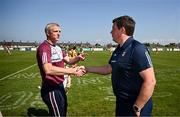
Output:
[27, 107, 49, 116]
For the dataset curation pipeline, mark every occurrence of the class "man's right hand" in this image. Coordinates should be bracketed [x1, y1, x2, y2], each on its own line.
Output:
[74, 66, 86, 77]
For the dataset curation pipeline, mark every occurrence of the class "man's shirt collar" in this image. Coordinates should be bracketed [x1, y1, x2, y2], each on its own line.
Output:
[120, 37, 134, 50]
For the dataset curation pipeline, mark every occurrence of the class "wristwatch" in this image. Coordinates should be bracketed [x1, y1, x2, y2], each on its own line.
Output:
[133, 105, 141, 112]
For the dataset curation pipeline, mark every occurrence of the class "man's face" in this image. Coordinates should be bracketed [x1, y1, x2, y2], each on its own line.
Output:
[48, 25, 61, 43]
[111, 22, 122, 43]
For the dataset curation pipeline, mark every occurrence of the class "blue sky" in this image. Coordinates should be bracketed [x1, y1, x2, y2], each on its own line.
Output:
[0, 0, 180, 45]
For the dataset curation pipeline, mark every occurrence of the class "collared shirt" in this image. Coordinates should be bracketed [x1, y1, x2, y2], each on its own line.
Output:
[36, 40, 66, 88]
[109, 37, 152, 100]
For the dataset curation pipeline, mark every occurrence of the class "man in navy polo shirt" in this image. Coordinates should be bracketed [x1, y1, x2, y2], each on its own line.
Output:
[36, 23, 85, 116]
[85, 15, 156, 116]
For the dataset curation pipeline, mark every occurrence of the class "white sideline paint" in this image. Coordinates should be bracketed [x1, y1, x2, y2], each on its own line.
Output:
[0, 63, 37, 81]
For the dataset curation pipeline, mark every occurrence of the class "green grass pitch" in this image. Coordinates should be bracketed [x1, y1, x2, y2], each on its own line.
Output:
[0, 50, 180, 116]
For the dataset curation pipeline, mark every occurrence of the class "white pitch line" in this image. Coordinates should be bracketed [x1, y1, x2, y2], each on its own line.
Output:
[0, 63, 37, 81]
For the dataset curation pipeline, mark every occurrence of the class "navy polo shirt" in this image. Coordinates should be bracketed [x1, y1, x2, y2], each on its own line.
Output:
[109, 37, 152, 101]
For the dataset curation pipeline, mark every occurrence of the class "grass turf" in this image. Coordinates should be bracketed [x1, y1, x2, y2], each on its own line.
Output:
[0, 50, 180, 116]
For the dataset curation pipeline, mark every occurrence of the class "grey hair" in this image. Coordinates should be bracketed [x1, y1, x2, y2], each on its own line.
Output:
[45, 23, 60, 36]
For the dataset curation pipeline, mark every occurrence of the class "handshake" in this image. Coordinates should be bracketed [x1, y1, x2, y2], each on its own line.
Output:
[73, 66, 86, 77]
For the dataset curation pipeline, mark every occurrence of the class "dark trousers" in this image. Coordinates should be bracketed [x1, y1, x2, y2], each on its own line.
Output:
[41, 84, 67, 116]
[116, 97, 153, 116]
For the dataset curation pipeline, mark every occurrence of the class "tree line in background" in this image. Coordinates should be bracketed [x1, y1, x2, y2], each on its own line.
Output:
[0, 40, 180, 49]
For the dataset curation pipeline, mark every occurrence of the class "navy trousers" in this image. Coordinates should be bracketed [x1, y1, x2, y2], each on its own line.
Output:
[41, 84, 67, 116]
[116, 97, 153, 116]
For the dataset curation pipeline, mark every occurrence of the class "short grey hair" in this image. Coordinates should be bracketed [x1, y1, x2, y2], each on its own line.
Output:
[45, 23, 60, 36]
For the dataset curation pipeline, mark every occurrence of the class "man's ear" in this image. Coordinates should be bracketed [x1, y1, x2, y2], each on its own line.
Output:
[121, 27, 126, 34]
[47, 32, 50, 36]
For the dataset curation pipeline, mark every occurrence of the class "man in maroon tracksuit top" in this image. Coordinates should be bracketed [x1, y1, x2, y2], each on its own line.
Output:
[36, 23, 85, 116]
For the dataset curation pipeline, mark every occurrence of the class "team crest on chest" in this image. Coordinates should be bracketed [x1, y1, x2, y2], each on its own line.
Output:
[122, 51, 126, 57]
[51, 46, 63, 62]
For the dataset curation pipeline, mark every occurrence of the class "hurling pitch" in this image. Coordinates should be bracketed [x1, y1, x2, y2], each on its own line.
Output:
[0, 51, 180, 116]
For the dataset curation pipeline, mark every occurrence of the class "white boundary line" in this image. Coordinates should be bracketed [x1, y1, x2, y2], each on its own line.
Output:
[0, 63, 37, 81]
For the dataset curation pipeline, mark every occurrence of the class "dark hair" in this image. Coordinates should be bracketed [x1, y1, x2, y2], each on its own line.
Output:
[73, 46, 76, 50]
[113, 15, 135, 36]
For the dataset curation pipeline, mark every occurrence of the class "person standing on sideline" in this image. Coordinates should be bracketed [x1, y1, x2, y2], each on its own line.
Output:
[85, 15, 156, 116]
[36, 23, 85, 116]
[65, 46, 78, 89]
